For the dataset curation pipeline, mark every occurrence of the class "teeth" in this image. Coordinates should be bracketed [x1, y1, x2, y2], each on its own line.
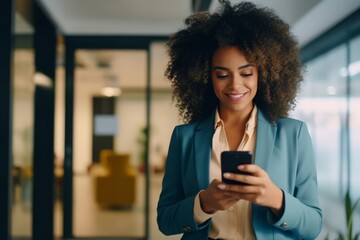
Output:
[228, 93, 245, 99]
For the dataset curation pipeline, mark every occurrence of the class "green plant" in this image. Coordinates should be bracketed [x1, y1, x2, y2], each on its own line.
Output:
[337, 191, 360, 240]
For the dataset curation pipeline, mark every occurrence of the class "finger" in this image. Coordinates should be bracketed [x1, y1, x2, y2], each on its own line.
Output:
[210, 179, 224, 193]
[237, 164, 264, 177]
[220, 190, 252, 202]
[223, 172, 259, 185]
[231, 193, 258, 202]
[210, 178, 222, 186]
[224, 190, 232, 196]
[217, 185, 240, 200]
[224, 184, 260, 194]
[213, 183, 233, 200]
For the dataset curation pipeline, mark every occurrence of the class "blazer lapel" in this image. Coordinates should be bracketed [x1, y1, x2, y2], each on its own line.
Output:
[254, 110, 277, 172]
[192, 110, 276, 190]
[194, 115, 214, 190]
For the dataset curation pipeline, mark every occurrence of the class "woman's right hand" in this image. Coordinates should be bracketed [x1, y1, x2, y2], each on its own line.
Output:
[199, 179, 240, 214]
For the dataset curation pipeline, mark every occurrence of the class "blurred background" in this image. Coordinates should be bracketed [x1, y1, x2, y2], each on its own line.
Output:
[1, 0, 359, 239]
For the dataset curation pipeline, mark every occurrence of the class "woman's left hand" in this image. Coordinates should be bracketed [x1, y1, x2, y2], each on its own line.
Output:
[219, 164, 284, 217]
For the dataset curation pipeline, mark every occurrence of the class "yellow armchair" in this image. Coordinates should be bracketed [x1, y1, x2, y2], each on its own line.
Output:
[94, 150, 137, 208]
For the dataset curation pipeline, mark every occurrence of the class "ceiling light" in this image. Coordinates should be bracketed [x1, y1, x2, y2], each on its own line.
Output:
[101, 87, 121, 97]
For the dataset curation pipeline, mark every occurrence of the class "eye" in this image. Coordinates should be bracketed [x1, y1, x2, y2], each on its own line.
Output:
[240, 70, 254, 77]
[216, 74, 229, 79]
[213, 70, 229, 79]
[241, 73, 253, 77]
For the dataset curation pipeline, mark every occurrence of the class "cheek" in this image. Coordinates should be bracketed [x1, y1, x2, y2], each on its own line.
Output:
[252, 81, 258, 91]
[211, 77, 220, 92]
[212, 83, 221, 98]
[250, 76, 258, 92]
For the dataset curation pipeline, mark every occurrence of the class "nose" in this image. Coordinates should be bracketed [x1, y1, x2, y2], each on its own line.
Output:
[229, 73, 243, 89]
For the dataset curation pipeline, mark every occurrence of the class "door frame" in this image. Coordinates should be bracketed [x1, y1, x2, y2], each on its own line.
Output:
[0, 0, 15, 238]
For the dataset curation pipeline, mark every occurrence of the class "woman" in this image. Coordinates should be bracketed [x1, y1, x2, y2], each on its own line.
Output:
[157, 1, 322, 239]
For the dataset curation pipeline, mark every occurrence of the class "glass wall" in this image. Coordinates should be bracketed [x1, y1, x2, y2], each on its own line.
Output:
[292, 45, 348, 198]
[11, 48, 35, 238]
[292, 37, 360, 237]
[71, 49, 147, 238]
[349, 35, 360, 201]
[53, 42, 182, 239]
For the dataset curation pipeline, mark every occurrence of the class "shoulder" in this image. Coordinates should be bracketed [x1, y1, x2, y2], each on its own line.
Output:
[275, 117, 311, 140]
[258, 109, 307, 131]
[170, 121, 200, 145]
[276, 117, 304, 128]
[174, 113, 214, 134]
[173, 122, 198, 136]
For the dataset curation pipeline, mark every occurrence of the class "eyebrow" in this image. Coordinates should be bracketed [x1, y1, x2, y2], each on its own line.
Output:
[212, 64, 253, 71]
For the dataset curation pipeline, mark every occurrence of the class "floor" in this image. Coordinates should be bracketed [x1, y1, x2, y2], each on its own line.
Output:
[11, 173, 180, 239]
[11, 172, 351, 240]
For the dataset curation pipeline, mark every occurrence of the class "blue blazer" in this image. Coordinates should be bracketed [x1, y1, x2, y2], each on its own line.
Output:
[157, 110, 322, 239]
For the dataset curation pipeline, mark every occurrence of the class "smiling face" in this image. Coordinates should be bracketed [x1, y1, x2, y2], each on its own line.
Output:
[211, 47, 258, 117]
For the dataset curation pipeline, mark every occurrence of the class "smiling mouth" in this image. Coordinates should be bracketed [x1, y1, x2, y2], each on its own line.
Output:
[226, 93, 247, 100]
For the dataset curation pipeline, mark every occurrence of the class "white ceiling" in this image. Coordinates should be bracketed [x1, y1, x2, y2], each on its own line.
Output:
[36, 0, 193, 35]
[38, 0, 320, 33]
[15, 0, 360, 47]
[36, 0, 321, 36]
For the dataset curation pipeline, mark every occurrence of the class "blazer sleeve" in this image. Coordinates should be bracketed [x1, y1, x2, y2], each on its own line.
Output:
[157, 126, 209, 236]
[268, 122, 323, 239]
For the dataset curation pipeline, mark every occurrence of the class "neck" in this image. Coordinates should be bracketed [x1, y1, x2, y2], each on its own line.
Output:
[219, 103, 254, 125]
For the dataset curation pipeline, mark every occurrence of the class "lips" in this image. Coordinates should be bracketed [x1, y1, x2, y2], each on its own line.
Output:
[226, 92, 247, 100]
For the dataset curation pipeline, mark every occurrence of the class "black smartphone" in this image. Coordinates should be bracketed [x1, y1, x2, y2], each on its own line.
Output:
[221, 151, 252, 185]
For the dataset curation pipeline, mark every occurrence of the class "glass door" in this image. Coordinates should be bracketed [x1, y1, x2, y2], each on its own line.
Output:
[11, 47, 35, 239]
[70, 49, 147, 238]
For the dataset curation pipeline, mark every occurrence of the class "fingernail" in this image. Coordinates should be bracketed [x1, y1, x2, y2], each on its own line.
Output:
[218, 184, 225, 190]
[238, 165, 244, 170]
[223, 173, 231, 178]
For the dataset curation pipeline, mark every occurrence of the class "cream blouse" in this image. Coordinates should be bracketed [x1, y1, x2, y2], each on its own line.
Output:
[194, 106, 258, 240]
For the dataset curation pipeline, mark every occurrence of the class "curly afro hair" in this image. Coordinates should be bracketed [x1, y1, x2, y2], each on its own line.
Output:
[165, 0, 303, 123]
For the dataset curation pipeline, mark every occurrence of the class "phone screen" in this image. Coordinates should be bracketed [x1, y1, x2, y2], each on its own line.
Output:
[221, 151, 252, 185]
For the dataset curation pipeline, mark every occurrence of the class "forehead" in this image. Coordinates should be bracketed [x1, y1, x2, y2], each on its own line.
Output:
[211, 46, 250, 66]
